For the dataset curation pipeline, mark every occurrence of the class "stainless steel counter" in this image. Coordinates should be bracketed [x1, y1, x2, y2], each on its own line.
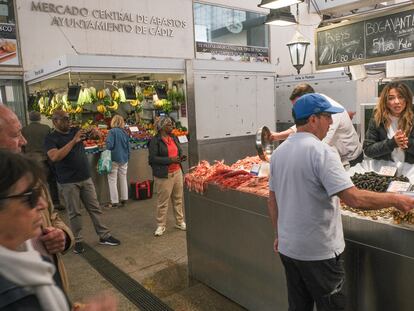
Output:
[184, 186, 414, 311]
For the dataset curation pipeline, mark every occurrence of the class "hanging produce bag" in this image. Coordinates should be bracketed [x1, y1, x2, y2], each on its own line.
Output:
[97, 150, 112, 175]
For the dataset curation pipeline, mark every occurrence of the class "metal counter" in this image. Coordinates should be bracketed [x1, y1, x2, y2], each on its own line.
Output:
[184, 186, 414, 311]
[88, 143, 188, 205]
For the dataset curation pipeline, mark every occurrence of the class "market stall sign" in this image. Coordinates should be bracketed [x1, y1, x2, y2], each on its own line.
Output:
[30, 1, 188, 38]
[315, 5, 414, 70]
[196, 42, 269, 63]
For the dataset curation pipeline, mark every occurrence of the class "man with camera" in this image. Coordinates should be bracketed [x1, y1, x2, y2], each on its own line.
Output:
[45, 110, 121, 254]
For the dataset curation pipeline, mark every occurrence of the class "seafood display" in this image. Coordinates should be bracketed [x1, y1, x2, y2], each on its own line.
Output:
[184, 156, 268, 197]
[351, 171, 409, 192]
[343, 171, 414, 225]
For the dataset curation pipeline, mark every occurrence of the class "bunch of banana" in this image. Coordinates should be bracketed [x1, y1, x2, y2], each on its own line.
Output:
[97, 88, 111, 100]
[111, 90, 120, 101]
[97, 89, 106, 100]
[143, 86, 155, 98]
[108, 101, 118, 111]
[74, 106, 83, 113]
[130, 99, 140, 107]
[97, 104, 107, 113]
[154, 99, 164, 109]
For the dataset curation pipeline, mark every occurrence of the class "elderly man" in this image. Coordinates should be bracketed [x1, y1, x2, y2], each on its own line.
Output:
[45, 110, 120, 254]
[0, 104, 74, 293]
[22, 111, 62, 210]
[22, 111, 51, 161]
[268, 94, 414, 310]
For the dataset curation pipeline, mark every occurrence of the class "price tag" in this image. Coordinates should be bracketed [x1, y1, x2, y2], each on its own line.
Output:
[178, 135, 188, 143]
[258, 162, 270, 177]
[378, 166, 397, 177]
[129, 126, 139, 133]
[250, 163, 261, 176]
[387, 181, 412, 193]
[399, 191, 414, 197]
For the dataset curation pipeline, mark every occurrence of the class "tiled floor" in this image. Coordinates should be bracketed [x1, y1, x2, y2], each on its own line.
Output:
[60, 196, 247, 311]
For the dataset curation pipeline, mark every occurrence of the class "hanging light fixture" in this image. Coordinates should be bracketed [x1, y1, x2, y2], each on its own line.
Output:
[287, 31, 310, 74]
[286, 4, 310, 74]
[265, 8, 297, 26]
[258, 0, 304, 10]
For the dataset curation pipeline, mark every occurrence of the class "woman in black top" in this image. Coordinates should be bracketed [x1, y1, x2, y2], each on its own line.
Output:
[363, 82, 414, 164]
[148, 116, 187, 237]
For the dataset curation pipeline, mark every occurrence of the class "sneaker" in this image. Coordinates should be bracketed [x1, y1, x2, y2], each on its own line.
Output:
[175, 222, 186, 231]
[120, 200, 128, 206]
[111, 203, 121, 208]
[154, 226, 166, 236]
[73, 242, 85, 254]
[99, 236, 121, 246]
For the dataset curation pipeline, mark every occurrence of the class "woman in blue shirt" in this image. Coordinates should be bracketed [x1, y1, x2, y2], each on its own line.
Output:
[106, 115, 130, 207]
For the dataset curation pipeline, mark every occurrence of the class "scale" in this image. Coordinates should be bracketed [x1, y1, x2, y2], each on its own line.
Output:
[253, 126, 277, 177]
[255, 126, 277, 162]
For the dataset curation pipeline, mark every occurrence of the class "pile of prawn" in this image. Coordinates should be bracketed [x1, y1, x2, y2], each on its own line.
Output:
[184, 156, 269, 197]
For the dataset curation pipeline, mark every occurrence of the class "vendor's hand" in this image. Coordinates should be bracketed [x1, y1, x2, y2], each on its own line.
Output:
[347, 111, 356, 120]
[395, 194, 414, 213]
[40, 227, 66, 254]
[394, 130, 408, 149]
[273, 238, 279, 253]
[170, 156, 180, 163]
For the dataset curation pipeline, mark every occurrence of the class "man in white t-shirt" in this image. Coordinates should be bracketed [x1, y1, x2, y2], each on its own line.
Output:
[271, 83, 363, 167]
[268, 93, 414, 310]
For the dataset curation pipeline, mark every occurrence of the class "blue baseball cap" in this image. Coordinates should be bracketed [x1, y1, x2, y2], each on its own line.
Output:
[293, 93, 344, 120]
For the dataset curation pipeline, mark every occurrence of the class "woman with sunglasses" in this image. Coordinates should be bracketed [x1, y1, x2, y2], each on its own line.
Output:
[363, 82, 414, 164]
[0, 150, 118, 310]
[0, 149, 70, 310]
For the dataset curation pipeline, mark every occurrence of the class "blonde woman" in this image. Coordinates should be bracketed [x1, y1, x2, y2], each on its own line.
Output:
[363, 82, 414, 164]
[106, 115, 130, 207]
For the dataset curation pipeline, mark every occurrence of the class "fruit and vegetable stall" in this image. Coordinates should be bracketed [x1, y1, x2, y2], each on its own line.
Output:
[28, 79, 189, 205]
[184, 156, 414, 311]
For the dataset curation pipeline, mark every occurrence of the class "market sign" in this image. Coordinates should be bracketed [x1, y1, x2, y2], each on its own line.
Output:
[0, 22, 18, 65]
[30, 1, 188, 38]
[315, 4, 414, 70]
[196, 42, 269, 63]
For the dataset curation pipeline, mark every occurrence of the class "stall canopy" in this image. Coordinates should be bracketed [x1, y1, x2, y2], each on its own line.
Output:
[24, 54, 186, 85]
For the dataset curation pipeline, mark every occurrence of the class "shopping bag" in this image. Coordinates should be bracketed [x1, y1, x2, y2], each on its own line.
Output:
[97, 150, 112, 175]
[130, 180, 153, 200]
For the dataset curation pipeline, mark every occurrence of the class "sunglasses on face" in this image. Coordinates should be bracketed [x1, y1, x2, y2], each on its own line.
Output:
[54, 116, 70, 122]
[0, 187, 42, 209]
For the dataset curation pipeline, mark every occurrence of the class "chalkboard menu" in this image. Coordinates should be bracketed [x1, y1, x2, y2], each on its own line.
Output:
[316, 5, 414, 70]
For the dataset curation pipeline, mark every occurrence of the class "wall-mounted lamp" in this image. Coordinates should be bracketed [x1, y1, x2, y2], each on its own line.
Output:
[265, 8, 297, 26]
[287, 30, 310, 74]
[258, 0, 304, 10]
